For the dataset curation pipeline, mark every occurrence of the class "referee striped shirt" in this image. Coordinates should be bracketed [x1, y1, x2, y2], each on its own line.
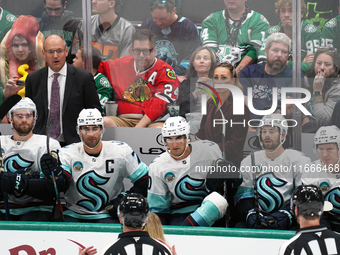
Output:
[104, 231, 172, 255]
[279, 225, 340, 255]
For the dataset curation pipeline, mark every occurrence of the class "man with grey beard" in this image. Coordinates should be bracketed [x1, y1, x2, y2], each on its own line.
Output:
[239, 32, 302, 120]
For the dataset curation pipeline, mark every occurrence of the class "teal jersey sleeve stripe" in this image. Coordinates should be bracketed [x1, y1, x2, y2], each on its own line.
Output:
[128, 163, 149, 183]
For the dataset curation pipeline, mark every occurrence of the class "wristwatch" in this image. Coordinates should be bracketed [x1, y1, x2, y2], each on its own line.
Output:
[313, 91, 322, 97]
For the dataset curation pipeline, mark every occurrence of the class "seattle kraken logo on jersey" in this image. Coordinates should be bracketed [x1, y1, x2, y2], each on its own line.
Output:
[4, 154, 34, 172]
[325, 188, 340, 214]
[175, 175, 207, 201]
[256, 173, 287, 213]
[77, 170, 110, 211]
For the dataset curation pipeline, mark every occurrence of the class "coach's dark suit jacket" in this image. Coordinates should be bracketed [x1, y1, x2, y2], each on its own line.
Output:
[25, 64, 102, 145]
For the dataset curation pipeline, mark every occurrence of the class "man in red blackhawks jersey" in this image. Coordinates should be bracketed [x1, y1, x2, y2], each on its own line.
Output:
[98, 29, 180, 128]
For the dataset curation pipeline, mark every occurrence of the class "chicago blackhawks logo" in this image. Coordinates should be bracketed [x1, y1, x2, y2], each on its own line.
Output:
[122, 77, 152, 103]
[175, 175, 207, 201]
[256, 173, 287, 213]
[77, 170, 110, 211]
[325, 187, 340, 214]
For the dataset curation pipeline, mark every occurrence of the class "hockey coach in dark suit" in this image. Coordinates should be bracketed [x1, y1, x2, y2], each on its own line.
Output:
[26, 34, 101, 146]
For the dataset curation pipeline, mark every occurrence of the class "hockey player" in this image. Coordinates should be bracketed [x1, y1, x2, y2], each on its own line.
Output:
[148, 116, 228, 226]
[55, 108, 148, 223]
[0, 97, 62, 221]
[235, 113, 311, 229]
[278, 185, 340, 255]
[78, 193, 172, 255]
[302, 125, 340, 232]
[98, 29, 180, 128]
[201, 0, 270, 74]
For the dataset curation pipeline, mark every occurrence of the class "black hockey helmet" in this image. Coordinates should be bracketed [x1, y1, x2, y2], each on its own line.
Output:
[291, 185, 327, 217]
[119, 193, 149, 228]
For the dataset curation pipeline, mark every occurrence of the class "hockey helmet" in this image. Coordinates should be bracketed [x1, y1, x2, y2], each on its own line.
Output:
[119, 193, 149, 228]
[9, 97, 37, 121]
[162, 116, 190, 140]
[77, 108, 104, 132]
[291, 185, 332, 217]
[314, 125, 340, 151]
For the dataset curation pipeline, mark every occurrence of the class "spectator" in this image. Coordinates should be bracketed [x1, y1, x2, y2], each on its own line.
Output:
[305, 0, 339, 30]
[72, 0, 135, 61]
[321, 14, 340, 56]
[278, 185, 339, 255]
[0, 1, 16, 42]
[201, 0, 270, 74]
[176, 46, 216, 133]
[0, 15, 45, 96]
[25, 34, 102, 146]
[49, 109, 148, 223]
[302, 47, 340, 132]
[240, 33, 298, 120]
[302, 125, 340, 232]
[331, 100, 340, 128]
[259, 0, 321, 72]
[141, 0, 201, 76]
[196, 63, 250, 168]
[0, 98, 63, 221]
[98, 29, 179, 128]
[148, 116, 228, 226]
[72, 46, 113, 114]
[235, 114, 311, 230]
[78, 193, 172, 255]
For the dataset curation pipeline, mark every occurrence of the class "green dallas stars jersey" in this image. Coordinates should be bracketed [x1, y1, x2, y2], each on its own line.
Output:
[94, 72, 113, 114]
[201, 9, 270, 66]
[0, 8, 16, 42]
[258, 20, 321, 63]
[322, 15, 340, 54]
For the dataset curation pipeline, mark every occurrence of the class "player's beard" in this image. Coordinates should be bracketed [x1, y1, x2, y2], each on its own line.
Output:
[13, 121, 33, 136]
[83, 135, 101, 149]
[263, 138, 281, 151]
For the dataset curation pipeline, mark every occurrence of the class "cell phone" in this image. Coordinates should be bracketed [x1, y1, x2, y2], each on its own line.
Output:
[16, 80, 25, 86]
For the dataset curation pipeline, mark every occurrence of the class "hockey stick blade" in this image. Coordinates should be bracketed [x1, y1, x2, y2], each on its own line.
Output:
[0, 95, 21, 120]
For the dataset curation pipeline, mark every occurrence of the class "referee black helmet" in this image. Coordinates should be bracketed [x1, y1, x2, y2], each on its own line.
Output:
[119, 193, 150, 228]
[291, 185, 324, 217]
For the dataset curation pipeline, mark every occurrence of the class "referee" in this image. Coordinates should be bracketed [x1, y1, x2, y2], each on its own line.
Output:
[279, 185, 340, 255]
[79, 193, 172, 255]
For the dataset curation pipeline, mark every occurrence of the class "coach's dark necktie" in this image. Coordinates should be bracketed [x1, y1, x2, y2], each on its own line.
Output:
[50, 73, 60, 138]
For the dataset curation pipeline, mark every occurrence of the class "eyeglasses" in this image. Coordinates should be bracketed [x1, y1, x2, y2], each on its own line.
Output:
[317, 148, 337, 153]
[79, 126, 102, 135]
[45, 7, 64, 13]
[151, 0, 168, 3]
[131, 48, 154, 56]
[44, 48, 66, 55]
[14, 113, 34, 119]
[164, 135, 186, 143]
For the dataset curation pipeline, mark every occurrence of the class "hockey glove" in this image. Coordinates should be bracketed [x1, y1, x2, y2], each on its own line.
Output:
[40, 153, 62, 179]
[105, 193, 126, 218]
[264, 209, 293, 230]
[1, 169, 29, 196]
[246, 209, 269, 229]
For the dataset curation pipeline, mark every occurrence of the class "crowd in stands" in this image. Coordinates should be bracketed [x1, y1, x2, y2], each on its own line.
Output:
[1, 0, 340, 242]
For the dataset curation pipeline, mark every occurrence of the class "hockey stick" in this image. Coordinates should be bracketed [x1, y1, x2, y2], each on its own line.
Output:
[0, 94, 22, 220]
[251, 151, 260, 225]
[46, 117, 64, 221]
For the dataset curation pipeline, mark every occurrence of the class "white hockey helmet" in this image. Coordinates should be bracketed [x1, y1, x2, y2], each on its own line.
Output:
[257, 113, 288, 149]
[77, 108, 104, 135]
[8, 97, 37, 121]
[314, 125, 340, 151]
[162, 116, 190, 140]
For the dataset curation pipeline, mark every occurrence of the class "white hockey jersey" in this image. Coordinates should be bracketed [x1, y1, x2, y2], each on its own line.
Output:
[235, 149, 311, 213]
[0, 134, 60, 215]
[148, 140, 222, 215]
[302, 159, 340, 224]
[60, 141, 148, 220]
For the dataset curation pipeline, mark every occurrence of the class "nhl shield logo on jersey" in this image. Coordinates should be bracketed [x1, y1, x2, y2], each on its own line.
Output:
[165, 172, 175, 182]
[319, 182, 330, 192]
[73, 161, 83, 172]
[325, 18, 337, 28]
[304, 24, 317, 33]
